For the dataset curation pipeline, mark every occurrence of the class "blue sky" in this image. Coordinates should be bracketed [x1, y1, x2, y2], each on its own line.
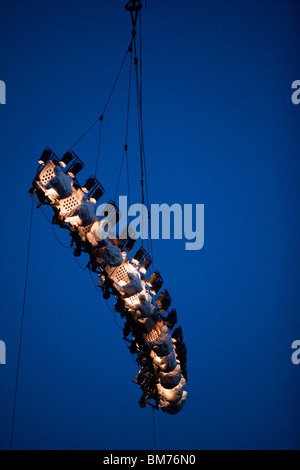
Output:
[0, 0, 300, 450]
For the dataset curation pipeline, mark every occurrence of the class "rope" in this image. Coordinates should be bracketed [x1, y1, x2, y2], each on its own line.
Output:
[138, 12, 154, 267]
[67, 42, 132, 153]
[72, 250, 88, 271]
[101, 46, 131, 117]
[93, 42, 132, 181]
[131, 14, 154, 269]
[88, 266, 102, 295]
[139, 13, 154, 268]
[95, 117, 103, 178]
[125, 52, 133, 208]
[114, 50, 133, 203]
[10, 196, 34, 450]
[51, 222, 70, 249]
[39, 205, 53, 224]
[40, 204, 71, 249]
[114, 149, 126, 202]
[67, 118, 100, 152]
[133, 36, 144, 247]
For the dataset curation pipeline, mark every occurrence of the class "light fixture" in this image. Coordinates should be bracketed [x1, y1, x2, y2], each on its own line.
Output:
[120, 225, 137, 251]
[151, 277, 164, 295]
[132, 247, 147, 266]
[67, 155, 84, 178]
[59, 151, 75, 168]
[147, 270, 164, 295]
[101, 200, 120, 226]
[165, 308, 177, 330]
[147, 270, 160, 286]
[89, 183, 105, 203]
[125, 237, 136, 252]
[131, 248, 151, 273]
[82, 176, 96, 193]
[38, 147, 56, 165]
[156, 289, 171, 313]
[140, 254, 152, 274]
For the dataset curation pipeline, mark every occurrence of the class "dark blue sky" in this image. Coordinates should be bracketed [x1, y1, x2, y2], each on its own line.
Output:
[0, 0, 300, 450]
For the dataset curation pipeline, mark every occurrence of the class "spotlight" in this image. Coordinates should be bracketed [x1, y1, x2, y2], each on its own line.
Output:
[151, 277, 164, 295]
[156, 289, 171, 313]
[120, 225, 137, 252]
[172, 326, 183, 343]
[59, 151, 75, 168]
[125, 237, 136, 252]
[82, 176, 96, 193]
[147, 270, 160, 286]
[101, 200, 120, 226]
[165, 308, 177, 330]
[132, 247, 147, 266]
[67, 156, 84, 178]
[89, 183, 105, 204]
[140, 254, 152, 274]
[147, 270, 164, 295]
[38, 147, 55, 165]
[52, 158, 60, 166]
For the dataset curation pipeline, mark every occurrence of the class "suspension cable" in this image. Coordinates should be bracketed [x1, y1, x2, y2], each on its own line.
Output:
[139, 11, 154, 267]
[68, 117, 100, 152]
[114, 49, 133, 202]
[132, 35, 145, 246]
[130, 12, 154, 267]
[95, 117, 103, 178]
[10, 196, 34, 450]
[67, 41, 132, 153]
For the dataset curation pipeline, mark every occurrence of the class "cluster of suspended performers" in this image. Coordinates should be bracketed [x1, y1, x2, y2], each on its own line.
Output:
[29, 147, 187, 414]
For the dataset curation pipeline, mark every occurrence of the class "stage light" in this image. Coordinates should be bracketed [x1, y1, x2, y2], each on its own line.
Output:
[67, 156, 84, 178]
[100, 200, 120, 226]
[147, 270, 160, 286]
[147, 270, 164, 295]
[38, 147, 55, 165]
[89, 183, 105, 203]
[125, 237, 136, 252]
[82, 176, 96, 193]
[165, 308, 177, 330]
[59, 151, 74, 168]
[156, 289, 171, 313]
[132, 247, 147, 265]
[140, 254, 152, 274]
[150, 276, 164, 295]
[120, 226, 137, 252]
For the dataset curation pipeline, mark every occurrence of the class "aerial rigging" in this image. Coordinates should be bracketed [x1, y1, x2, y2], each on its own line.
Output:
[13, 2, 188, 447]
